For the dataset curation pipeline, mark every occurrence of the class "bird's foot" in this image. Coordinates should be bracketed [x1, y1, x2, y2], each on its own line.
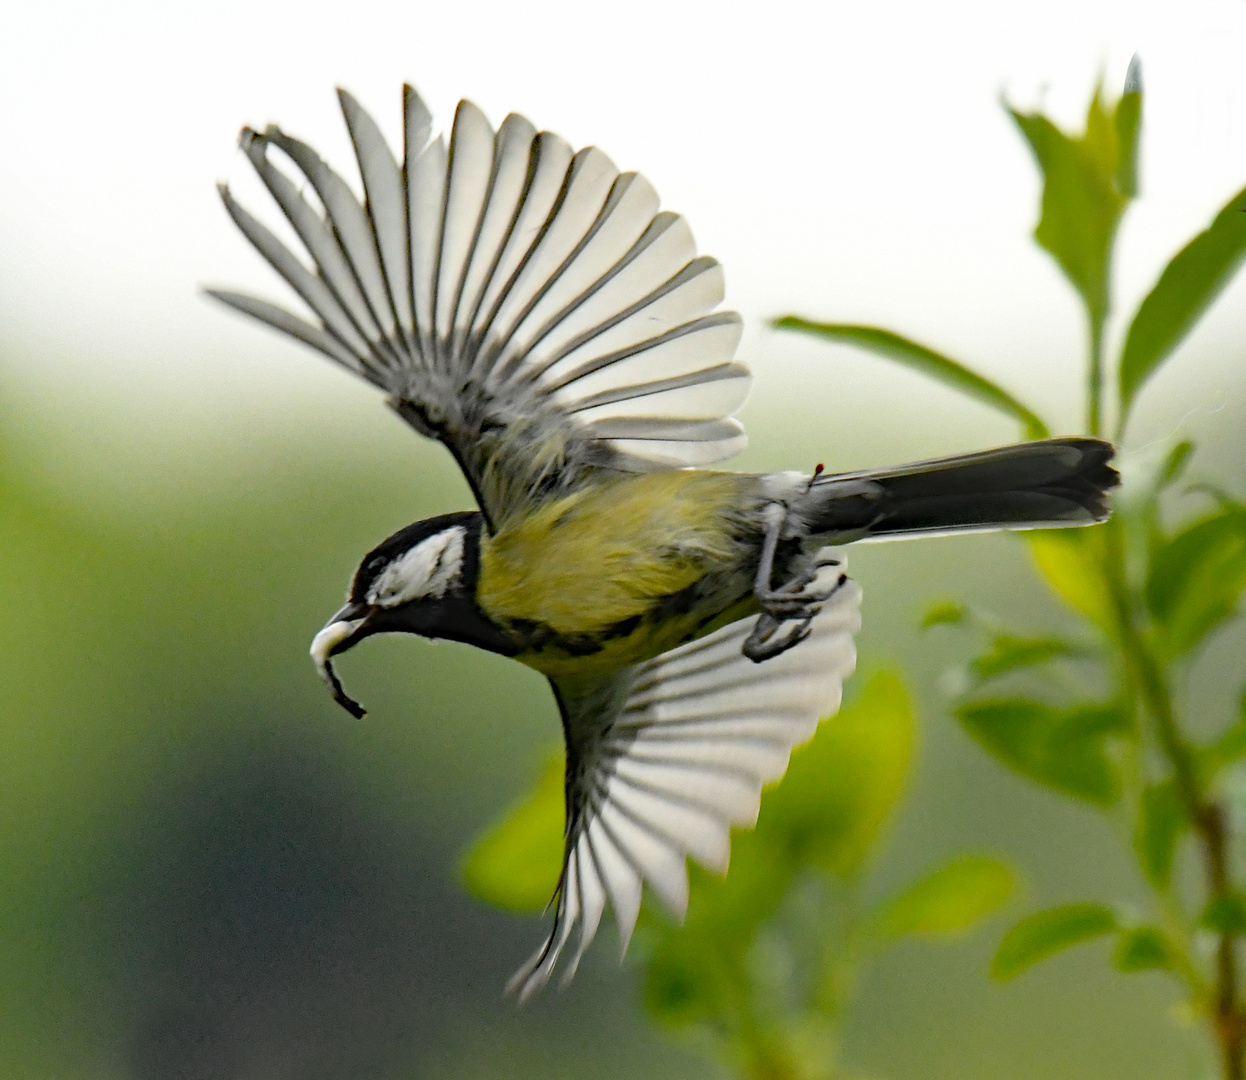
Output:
[755, 555, 843, 616]
[744, 612, 813, 661]
[744, 556, 846, 663]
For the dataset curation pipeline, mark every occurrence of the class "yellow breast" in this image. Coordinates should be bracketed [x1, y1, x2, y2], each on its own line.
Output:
[477, 470, 756, 674]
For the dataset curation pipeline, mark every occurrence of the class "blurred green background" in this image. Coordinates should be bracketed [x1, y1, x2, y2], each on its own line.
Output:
[3, 327, 1242, 1077]
[4, 1, 1246, 1075]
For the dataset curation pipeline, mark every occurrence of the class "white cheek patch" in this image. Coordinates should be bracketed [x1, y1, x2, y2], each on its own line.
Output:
[368, 525, 467, 607]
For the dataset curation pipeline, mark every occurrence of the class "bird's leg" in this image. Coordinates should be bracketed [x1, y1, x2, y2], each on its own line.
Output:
[752, 504, 844, 614]
[744, 503, 845, 663]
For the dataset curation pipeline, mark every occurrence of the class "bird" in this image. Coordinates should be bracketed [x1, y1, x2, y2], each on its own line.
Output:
[208, 84, 1118, 1000]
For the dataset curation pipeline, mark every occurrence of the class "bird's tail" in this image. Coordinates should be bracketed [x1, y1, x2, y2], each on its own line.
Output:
[800, 437, 1118, 541]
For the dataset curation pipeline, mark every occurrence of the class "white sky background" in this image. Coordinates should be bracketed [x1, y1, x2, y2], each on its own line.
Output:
[1, 0, 1245, 489]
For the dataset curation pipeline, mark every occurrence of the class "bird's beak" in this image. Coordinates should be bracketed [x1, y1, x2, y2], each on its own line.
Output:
[310, 602, 372, 719]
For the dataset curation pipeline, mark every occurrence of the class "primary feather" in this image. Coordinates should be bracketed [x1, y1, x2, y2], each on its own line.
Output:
[509, 558, 861, 1000]
[208, 87, 750, 529]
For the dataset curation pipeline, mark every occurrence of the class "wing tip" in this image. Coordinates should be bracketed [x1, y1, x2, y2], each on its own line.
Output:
[453, 96, 489, 130]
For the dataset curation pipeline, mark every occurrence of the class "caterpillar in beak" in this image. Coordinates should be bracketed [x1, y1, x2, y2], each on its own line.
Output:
[310, 610, 369, 719]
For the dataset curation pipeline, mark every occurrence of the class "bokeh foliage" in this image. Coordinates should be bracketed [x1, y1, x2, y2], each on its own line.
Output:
[465, 670, 1016, 1080]
[780, 58, 1246, 1079]
[0, 429, 673, 1080]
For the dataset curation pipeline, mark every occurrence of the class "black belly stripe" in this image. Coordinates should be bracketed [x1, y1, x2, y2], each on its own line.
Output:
[508, 618, 607, 657]
[508, 572, 760, 662]
[506, 607, 678, 659]
[603, 614, 643, 640]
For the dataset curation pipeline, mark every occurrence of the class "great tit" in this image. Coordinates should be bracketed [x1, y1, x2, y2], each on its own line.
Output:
[210, 85, 1118, 998]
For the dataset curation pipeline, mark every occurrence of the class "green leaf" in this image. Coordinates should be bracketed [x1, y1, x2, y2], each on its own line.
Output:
[1113, 925, 1178, 973]
[1009, 85, 1136, 329]
[968, 634, 1084, 683]
[644, 671, 916, 1029]
[771, 319, 1049, 438]
[921, 599, 968, 629]
[643, 918, 732, 1027]
[458, 750, 565, 913]
[1134, 781, 1187, 889]
[1114, 57, 1143, 199]
[760, 670, 916, 877]
[1157, 440, 1195, 490]
[1201, 894, 1246, 935]
[1146, 505, 1246, 658]
[642, 808, 813, 1029]
[1026, 527, 1114, 630]
[956, 698, 1125, 805]
[1119, 181, 1246, 420]
[642, 855, 789, 1027]
[992, 903, 1118, 980]
[869, 855, 1018, 941]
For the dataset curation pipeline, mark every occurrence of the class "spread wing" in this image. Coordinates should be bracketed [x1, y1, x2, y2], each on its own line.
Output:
[510, 560, 862, 1000]
[209, 86, 751, 529]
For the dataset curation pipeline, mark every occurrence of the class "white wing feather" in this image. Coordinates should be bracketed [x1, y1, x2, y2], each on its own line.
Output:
[209, 85, 751, 515]
[508, 559, 862, 1000]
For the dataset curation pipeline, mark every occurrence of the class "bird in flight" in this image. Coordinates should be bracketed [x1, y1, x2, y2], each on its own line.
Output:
[210, 85, 1117, 999]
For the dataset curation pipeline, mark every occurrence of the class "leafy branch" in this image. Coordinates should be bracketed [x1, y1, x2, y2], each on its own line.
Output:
[777, 58, 1246, 1079]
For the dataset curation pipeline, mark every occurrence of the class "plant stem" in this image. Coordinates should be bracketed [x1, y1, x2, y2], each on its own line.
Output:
[1100, 523, 1243, 1079]
[1087, 312, 1105, 438]
[1205, 804, 1245, 1080]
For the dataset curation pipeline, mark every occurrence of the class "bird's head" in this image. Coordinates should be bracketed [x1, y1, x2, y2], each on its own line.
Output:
[309, 510, 503, 718]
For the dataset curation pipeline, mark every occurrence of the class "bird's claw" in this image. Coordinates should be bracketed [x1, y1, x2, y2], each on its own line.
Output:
[746, 548, 846, 662]
[744, 613, 814, 662]
[755, 555, 843, 620]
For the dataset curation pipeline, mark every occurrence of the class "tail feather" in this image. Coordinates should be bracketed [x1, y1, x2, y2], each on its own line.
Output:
[803, 438, 1118, 540]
